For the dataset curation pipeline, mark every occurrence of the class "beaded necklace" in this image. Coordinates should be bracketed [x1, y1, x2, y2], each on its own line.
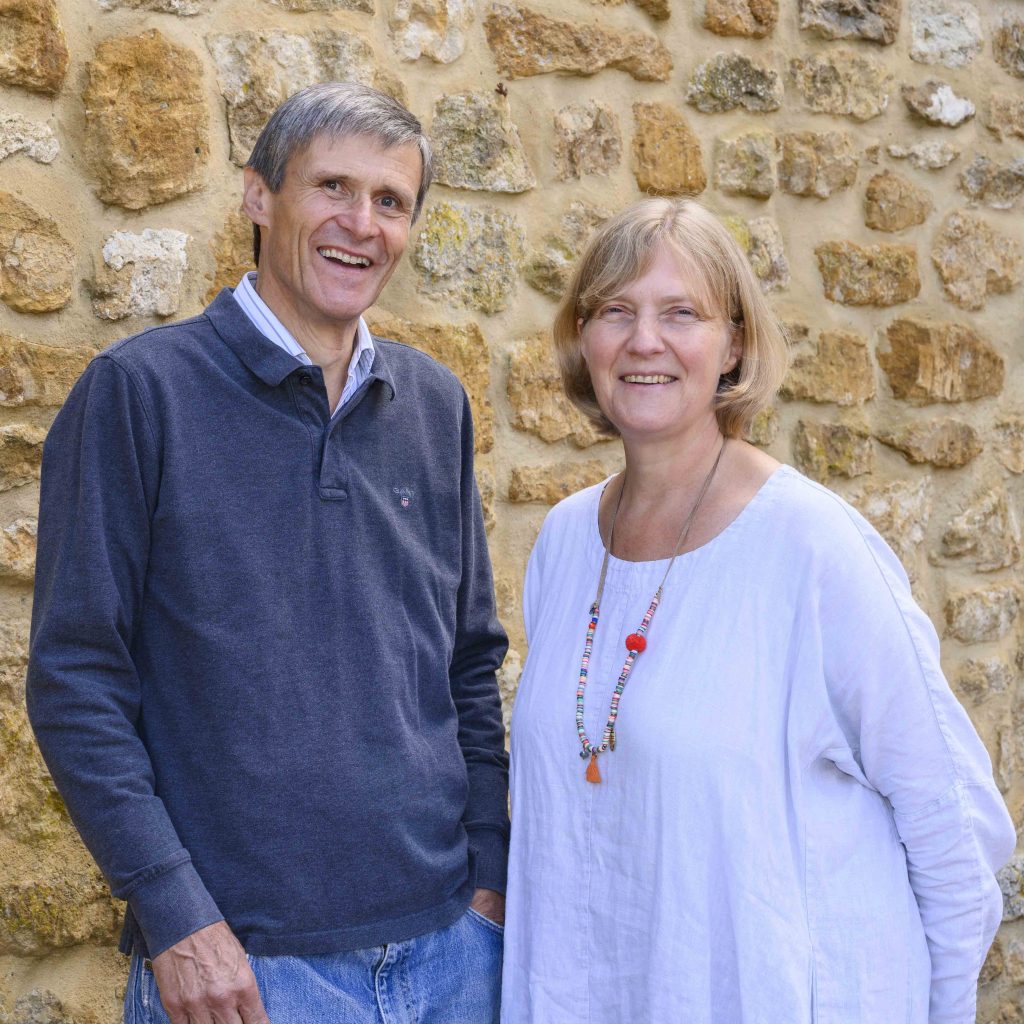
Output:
[576, 439, 727, 783]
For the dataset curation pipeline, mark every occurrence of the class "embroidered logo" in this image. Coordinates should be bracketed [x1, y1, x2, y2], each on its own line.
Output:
[393, 486, 414, 509]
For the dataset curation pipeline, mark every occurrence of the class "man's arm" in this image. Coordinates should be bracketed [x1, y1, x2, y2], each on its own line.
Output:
[449, 390, 510, 913]
[26, 356, 225, 953]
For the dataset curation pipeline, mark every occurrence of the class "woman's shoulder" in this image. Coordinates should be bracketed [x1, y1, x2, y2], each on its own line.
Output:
[765, 465, 909, 589]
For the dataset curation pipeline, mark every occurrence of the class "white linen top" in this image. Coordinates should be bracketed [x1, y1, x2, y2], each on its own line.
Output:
[232, 271, 375, 417]
[502, 466, 1015, 1024]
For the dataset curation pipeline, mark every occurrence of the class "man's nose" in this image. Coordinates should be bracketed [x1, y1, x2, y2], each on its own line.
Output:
[339, 195, 375, 238]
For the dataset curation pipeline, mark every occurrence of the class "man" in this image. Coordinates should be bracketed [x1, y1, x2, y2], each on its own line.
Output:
[27, 82, 509, 1024]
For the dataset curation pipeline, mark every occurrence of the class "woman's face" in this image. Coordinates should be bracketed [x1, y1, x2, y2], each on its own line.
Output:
[579, 243, 742, 447]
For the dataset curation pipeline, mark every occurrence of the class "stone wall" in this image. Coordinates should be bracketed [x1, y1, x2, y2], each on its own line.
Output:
[0, 0, 1022, 1016]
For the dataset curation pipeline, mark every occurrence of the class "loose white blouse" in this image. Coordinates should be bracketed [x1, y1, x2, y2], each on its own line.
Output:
[502, 466, 1015, 1024]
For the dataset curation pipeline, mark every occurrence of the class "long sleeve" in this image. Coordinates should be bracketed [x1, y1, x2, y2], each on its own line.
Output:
[26, 355, 223, 957]
[450, 389, 510, 893]
[816, 516, 1015, 1024]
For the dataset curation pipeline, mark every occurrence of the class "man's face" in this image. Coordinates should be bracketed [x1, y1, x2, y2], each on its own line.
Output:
[243, 132, 423, 337]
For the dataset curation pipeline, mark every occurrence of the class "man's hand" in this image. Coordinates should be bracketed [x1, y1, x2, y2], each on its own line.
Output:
[151, 921, 270, 1024]
[469, 887, 505, 926]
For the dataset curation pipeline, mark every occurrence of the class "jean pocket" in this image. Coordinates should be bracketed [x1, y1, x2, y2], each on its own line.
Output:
[466, 906, 505, 936]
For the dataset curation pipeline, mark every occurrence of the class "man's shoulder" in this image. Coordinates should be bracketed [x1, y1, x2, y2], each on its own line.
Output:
[99, 312, 217, 379]
[370, 334, 466, 398]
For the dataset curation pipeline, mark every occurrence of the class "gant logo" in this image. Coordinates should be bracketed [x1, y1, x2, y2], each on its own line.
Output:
[393, 486, 414, 509]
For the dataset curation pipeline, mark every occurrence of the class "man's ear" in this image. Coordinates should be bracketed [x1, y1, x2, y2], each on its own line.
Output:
[242, 167, 272, 228]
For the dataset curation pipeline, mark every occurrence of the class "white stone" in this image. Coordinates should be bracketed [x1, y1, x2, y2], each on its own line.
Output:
[909, 0, 984, 67]
[97, 0, 206, 12]
[999, 855, 1024, 921]
[851, 477, 931, 583]
[0, 113, 58, 164]
[921, 83, 975, 126]
[887, 141, 959, 170]
[95, 229, 189, 320]
[389, 0, 476, 63]
[208, 32, 382, 165]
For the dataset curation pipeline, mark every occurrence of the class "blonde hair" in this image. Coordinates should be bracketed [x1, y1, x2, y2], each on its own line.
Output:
[552, 198, 788, 439]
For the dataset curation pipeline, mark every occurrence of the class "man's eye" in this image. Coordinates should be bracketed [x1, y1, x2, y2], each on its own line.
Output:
[324, 180, 339, 191]
[378, 196, 401, 210]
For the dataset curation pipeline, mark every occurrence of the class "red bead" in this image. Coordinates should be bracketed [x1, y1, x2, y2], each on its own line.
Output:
[625, 633, 647, 653]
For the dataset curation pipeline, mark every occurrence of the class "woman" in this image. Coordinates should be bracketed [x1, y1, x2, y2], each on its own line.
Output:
[501, 198, 1015, 1023]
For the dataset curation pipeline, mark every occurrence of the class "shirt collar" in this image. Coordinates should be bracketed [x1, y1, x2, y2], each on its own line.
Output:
[205, 284, 396, 399]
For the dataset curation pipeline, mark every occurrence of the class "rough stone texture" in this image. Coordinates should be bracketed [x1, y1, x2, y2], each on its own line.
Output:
[703, 0, 778, 37]
[483, 3, 672, 81]
[432, 93, 535, 193]
[876, 418, 982, 467]
[686, 53, 783, 113]
[987, 93, 1024, 142]
[389, 0, 474, 63]
[778, 131, 858, 198]
[1000, 855, 1024, 920]
[959, 156, 1024, 211]
[553, 102, 621, 181]
[0, 849, 122, 953]
[364, 313, 493, 453]
[634, 0, 669, 18]
[0, 0, 68, 94]
[799, 0, 900, 44]
[993, 11, 1024, 79]
[0, 191, 73, 314]
[945, 584, 1021, 643]
[781, 331, 875, 405]
[84, 31, 209, 211]
[793, 420, 874, 482]
[509, 459, 608, 503]
[0, 424, 45, 492]
[413, 201, 526, 314]
[714, 131, 777, 199]
[525, 201, 609, 299]
[879, 318, 1004, 403]
[632, 102, 707, 196]
[92, 229, 190, 321]
[850, 477, 932, 581]
[0, 516, 35, 581]
[938, 486, 1021, 571]
[206, 208, 253, 304]
[508, 334, 607, 448]
[208, 31, 399, 166]
[0, 338, 93, 409]
[815, 241, 920, 306]
[931, 210, 1024, 311]
[954, 657, 1013, 705]
[0, 113, 57, 164]
[901, 80, 975, 126]
[725, 216, 789, 291]
[266, 0, 371, 10]
[865, 171, 933, 231]
[747, 406, 779, 446]
[790, 51, 893, 121]
[982, 937, 1007, 984]
[97, 0, 207, 13]
[909, 0, 983, 67]
[0, 989, 75, 1024]
[886, 141, 959, 170]
[994, 419, 1024, 474]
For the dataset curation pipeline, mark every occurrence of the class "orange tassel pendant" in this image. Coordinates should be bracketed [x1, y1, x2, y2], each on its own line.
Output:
[585, 752, 602, 784]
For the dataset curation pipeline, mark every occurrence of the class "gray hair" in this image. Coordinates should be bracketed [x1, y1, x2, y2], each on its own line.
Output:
[245, 81, 433, 264]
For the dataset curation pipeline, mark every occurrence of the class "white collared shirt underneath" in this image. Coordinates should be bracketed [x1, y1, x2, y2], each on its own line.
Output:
[233, 272, 375, 418]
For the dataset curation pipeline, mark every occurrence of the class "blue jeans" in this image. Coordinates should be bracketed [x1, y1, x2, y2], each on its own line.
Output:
[124, 908, 502, 1024]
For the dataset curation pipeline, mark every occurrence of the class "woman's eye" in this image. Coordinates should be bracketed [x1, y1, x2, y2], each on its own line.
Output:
[599, 306, 628, 318]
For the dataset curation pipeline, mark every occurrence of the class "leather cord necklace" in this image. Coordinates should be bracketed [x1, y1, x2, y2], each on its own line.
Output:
[575, 438, 728, 783]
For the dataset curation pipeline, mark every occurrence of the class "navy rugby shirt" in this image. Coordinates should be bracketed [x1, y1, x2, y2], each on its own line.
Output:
[27, 289, 509, 958]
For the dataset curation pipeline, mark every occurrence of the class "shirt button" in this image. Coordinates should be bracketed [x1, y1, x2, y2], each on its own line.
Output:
[299, 373, 313, 386]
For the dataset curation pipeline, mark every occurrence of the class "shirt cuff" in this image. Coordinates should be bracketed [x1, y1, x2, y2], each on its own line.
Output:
[126, 857, 224, 958]
[468, 825, 509, 895]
